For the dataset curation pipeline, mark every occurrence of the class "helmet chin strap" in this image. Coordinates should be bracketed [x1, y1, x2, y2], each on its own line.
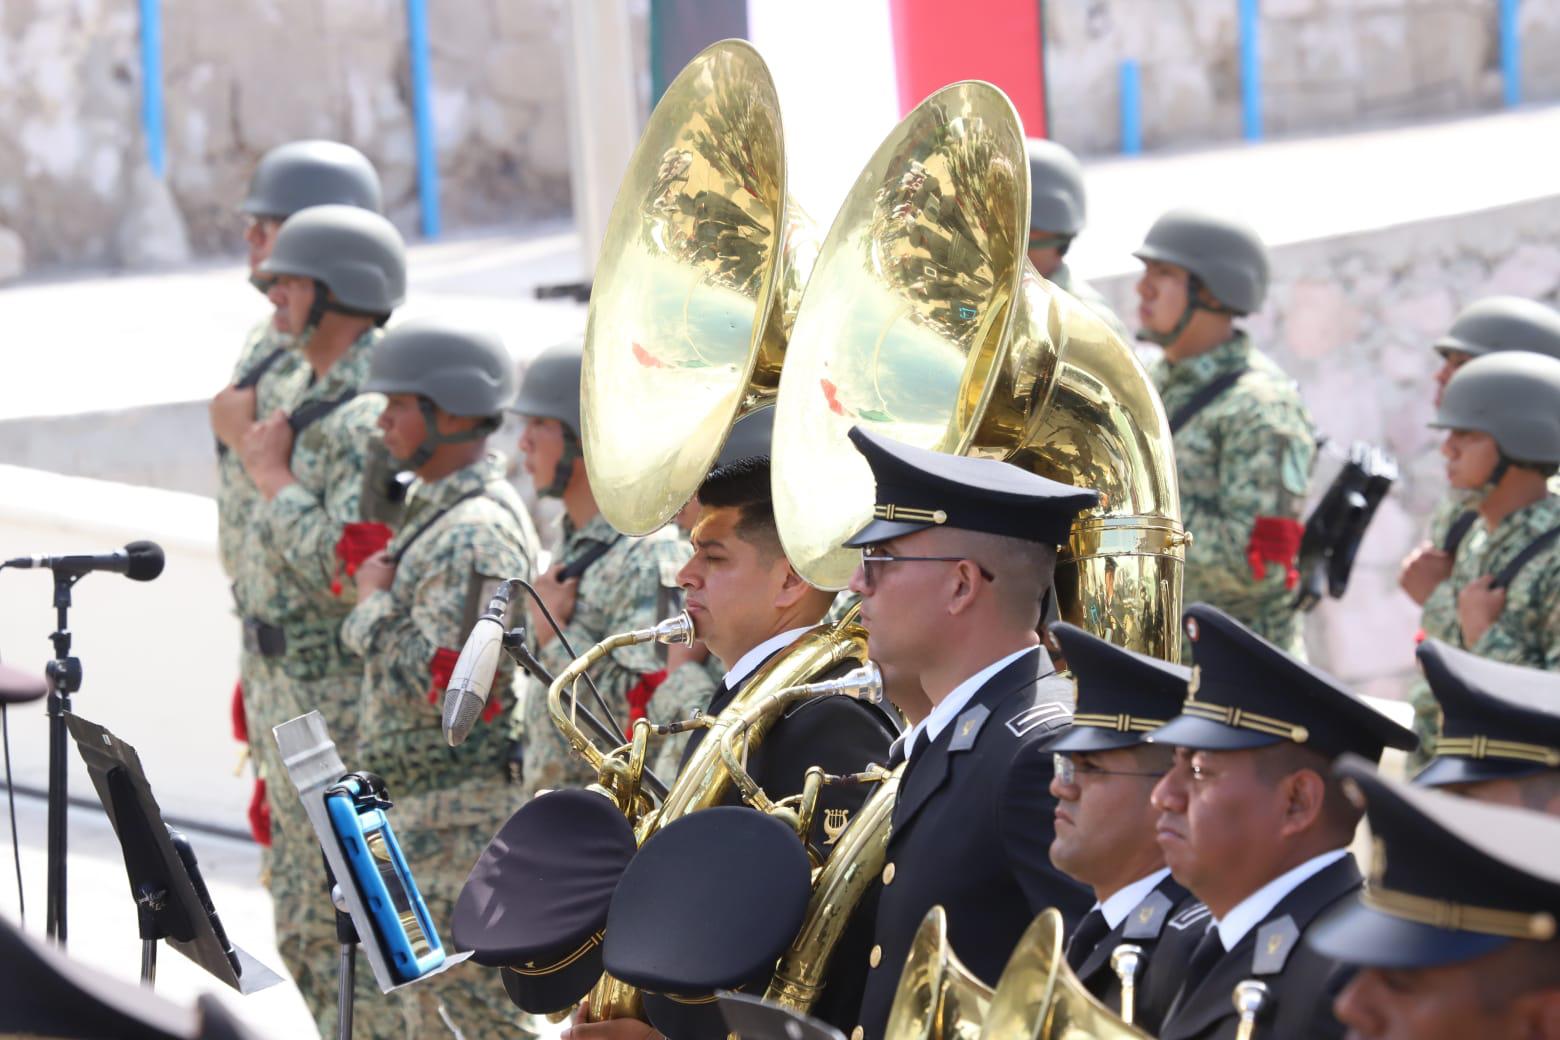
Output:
[538, 427, 583, 498]
[394, 398, 498, 471]
[297, 279, 390, 343]
[1135, 274, 1236, 348]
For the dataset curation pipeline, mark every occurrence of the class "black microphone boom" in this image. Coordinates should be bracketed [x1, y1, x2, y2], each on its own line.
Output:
[4, 541, 166, 582]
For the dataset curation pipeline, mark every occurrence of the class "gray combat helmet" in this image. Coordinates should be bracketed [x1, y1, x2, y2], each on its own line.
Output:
[508, 338, 583, 436]
[1432, 352, 1560, 464]
[365, 319, 516, 418]
[259, 204, 406, 316]
[1133, 207, 1270, 315]
[1025, 139, 1086, 237]
[241, 140, 383, 218]
[1434, 296, 1560, 361]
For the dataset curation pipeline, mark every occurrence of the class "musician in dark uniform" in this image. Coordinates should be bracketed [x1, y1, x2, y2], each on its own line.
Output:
[1312, 758, 1560, 1040]
[837, 427, 1097, 1040]
[1148, 603, 1419, 1040]
[1043, 622, 1202, 1033]
[1411, 638, 1560, 815]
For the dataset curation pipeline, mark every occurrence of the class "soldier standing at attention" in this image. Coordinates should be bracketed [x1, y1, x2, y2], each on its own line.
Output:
[1024, 139, 1130, 341]
[1134, 208, 1316, 657]
[507, 340, 692, 800]
[1427, 353, 1560, 673]
[342, 319, 541, 1038]
[208, 141, 383, 847]
[234, 204, 406, 1037]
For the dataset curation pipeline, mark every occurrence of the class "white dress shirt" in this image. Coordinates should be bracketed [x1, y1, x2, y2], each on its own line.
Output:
[1215, 848, 1349, 951]
[902, 645, 1043, 762]
[721, 627, 812, 691]
[1098, 867, 1174, 930]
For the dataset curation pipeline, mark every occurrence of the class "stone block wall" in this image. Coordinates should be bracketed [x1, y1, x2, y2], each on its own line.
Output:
[1044, 0, 1560, 155]
[1090, 195, 1560, 696]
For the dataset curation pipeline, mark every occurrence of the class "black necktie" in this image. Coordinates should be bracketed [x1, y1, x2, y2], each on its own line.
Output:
[1066, 907, 1111, 970]
[1181, 925, 1226, 998]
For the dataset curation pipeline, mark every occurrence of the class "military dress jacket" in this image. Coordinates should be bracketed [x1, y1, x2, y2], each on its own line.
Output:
[1158, 854, 1360, 1040]
[850, 647, 1092, 1040]
[1072, 874, 1200, 1035]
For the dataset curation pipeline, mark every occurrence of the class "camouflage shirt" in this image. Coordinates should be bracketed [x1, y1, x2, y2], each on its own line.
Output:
[342, 454, 541, 793]
[514, 511, 691, 798]
[1151, 331, 1316, 654]
[1445, 494, 1560, 669]
[233, 329, 385, 681]
[217, 318, 299, 579]
[1050, 261, 1131, 343]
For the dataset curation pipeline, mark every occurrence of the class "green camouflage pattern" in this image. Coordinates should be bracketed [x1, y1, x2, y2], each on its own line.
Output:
[217, 318, 299, 579]
[646, 658, 724, 780]
[511, 512, 691, 799]
[1049, 261, 1131, 343]
[231, 328, 384, 1033]
[1151, 331, 1316, 657]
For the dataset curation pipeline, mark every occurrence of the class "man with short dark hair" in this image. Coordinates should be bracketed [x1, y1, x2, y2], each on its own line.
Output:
[1311, 758, 1560, 1040]
[1148, 604, 1419, 1040]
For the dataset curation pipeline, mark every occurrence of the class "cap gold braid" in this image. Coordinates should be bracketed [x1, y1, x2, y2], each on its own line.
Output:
[1362, 884, 1557, 941]
[1073, 713, 1166, 733]
[1434, 735, 1560, 768]
[1180, 698, 1309, 743]
[873, 503, 947, 524]
[504, 931, 603, 976]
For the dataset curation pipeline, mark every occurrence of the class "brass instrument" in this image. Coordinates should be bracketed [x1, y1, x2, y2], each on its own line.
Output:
[1232, 980, 1270, 1040]
[883, 908, 993, 1040]
[980, 909, 1151, 1040]
[1109, 944, 1145, 1026]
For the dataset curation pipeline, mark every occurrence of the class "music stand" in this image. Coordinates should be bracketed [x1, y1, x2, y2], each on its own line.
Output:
[65, 712, 282, 994]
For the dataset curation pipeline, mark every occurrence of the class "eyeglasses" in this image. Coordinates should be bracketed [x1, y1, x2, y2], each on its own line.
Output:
[859, 546, 995, 590]
[1052, 753, 1168, 786]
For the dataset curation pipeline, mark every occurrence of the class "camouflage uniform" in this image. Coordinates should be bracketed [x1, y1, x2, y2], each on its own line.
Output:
[646, 657, 724, 780]
[1151, 331, 1316, 656]
[513, 513, 691, 799]
[234, 328, 386, 1036]
[1443, 495, 1560, 668]
[219, 319, 299, 577]
[341, 453, 540, 1037]
[1049, 262, 1131, 342]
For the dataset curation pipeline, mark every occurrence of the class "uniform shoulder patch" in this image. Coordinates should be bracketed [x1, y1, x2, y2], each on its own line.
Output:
[1005, 701, 1070, 737]
[1252, 915, 1300, 975]
[948, 704, 991, 751]
[1122, 889, 1175, 940]
[1168, 902, 1213, 932]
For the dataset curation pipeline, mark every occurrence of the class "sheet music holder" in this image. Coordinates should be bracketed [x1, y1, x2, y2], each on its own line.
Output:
[65, 712, 282, 995]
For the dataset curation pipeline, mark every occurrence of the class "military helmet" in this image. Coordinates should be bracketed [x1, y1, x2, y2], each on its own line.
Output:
[259, 205, 406, 315]
[508, 338, 583, 435]
[1025, 139, 1086, 236]
[1432, 352, 1560, 463]
[1133, 207, 1270, 314]
[1433, 296, 1560, 361]
[241, 140, 383, 218]
[365, 319, 516, 418]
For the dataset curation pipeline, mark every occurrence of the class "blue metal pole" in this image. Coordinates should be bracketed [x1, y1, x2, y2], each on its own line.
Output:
[405, 0, 441, 238]
[1119, 60, 1142, 156]
[138, 0, 165, 177]
[1238, 0, 1262, 141]
[1500, 0, 1522, 107]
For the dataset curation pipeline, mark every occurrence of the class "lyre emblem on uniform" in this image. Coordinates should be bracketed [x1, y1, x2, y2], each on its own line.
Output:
[962, 719, 975, 736]
[1138, 905, 1155, 924]
[1266, 933, 1283, 957]
[823, 809, 850, 844]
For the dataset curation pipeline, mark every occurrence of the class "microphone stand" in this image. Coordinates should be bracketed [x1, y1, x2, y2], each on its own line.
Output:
[44, 570, 84, 944]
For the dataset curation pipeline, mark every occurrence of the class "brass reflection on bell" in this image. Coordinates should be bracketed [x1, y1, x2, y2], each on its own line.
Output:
[883, 907, 991, 1040]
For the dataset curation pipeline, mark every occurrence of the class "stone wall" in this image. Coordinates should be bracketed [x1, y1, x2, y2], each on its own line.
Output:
[0, 0, 650, 273]
[1045, 0, 1560, 155]
[1090, 194, 1560, 696]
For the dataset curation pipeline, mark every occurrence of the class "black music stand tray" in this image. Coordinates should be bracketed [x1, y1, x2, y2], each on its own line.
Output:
[65, 712, 282, 994]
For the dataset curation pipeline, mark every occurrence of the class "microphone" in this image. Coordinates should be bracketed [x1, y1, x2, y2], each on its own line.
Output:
[4, 541, 165, 582]
[442, 582, 513, 747]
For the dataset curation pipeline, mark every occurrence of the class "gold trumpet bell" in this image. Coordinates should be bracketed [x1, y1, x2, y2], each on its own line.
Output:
[582, 38, 816, 535]
[980, 909, 1151, 1040]
[885, 907, 993, 1040]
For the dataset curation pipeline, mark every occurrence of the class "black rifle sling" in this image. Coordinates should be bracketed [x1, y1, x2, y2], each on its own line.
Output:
[1441, 509, 1479, 555]
[1492, 525, 1560, 591]
[1168, 367, 1249, 435]
[215, 347, 290, 458]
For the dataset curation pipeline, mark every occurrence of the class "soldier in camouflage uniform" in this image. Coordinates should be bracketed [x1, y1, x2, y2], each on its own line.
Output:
[342, 319, 541, 1038]
[506, 340, 692, 800]
[1133, 208, 1315, 656]
[233, 204, 406, 1038]
[209, 141, 383, 851]
[1397, 298, 1560, 758]
[1025, 139, 1129, 341]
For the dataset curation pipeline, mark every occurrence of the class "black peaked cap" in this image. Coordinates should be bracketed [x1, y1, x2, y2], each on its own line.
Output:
[1150, 604, 1418, 761]
[1309, 754, 1560, 969]
[451, 788, 637, 1013]
[842, 426, 1099, 547]
[605, 807, 813, 1040]
[1413, 639, 1560, 787]
[1046, 622, 1190, 753]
